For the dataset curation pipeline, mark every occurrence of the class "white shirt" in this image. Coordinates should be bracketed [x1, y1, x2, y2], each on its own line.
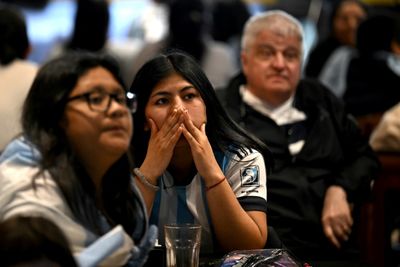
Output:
[0, 161, 139, 266]
[240, 85, 307, 155]
[0, 59, 38, 151]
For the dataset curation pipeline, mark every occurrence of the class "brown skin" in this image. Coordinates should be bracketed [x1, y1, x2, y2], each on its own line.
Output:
[62, 67, 133, 192]
[60, 66, 135, 264]
[136, 73, 268, 251]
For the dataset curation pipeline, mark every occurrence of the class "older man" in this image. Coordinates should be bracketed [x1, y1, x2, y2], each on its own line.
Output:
[217, 10, 379, 264]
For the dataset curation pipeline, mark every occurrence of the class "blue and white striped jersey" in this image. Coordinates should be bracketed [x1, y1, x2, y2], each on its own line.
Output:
[150, 148, 267, 254]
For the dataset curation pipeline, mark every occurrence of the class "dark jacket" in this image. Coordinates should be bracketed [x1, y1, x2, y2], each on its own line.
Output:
[344, 55, 400, 116]
[217, 73, 380, 260]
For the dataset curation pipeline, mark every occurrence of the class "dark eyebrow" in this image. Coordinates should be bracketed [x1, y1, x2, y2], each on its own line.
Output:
[150, 85, 196, 98]
[150, 91, 170, 98]
[285, 46, 300, 52]
[85, 85, 124, 94]
[257, 44, 275, 50]
[180, 86, 196, 93]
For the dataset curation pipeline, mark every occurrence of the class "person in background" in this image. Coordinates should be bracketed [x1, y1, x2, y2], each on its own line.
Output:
[129, 0, 238, 89]
[48, 0, 140, 87]
[0, 4, 39, 152]
[343, 14, 400, 117]
[211, 0, 251, 67]
[369, 15, 400, 150]
[0, 52, 156, 266]
[48, 0, 109, 60]
[370, 102, 400, 152]
[318, 12, 400, 105]
[129, 0, 171, 43]
[0, 215, 78, 267]
[130, 51, 270, 255]
[217, 10, 379, 265]
[47, 0, 110, 63]
[67, 0, 109, 53]
[305, 0, 367, 79]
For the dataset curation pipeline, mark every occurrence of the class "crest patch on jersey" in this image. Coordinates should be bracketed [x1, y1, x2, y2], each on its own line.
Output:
[240, 166, 259, 187]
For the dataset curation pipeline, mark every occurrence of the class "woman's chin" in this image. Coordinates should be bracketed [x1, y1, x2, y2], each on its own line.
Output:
[102, 140, 129, 156]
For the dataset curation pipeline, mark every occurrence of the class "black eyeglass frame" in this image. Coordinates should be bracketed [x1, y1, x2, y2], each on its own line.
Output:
[66, 91, 137, 113]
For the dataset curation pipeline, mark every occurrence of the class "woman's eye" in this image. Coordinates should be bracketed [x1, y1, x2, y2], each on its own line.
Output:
[115, 94, 127, 104]
[155, 98, 168, 105]
[184, 93, 196, 100]
[284, 50, 300, 61]
[258, 49, 274, 59]
[88, 94, 105, 105]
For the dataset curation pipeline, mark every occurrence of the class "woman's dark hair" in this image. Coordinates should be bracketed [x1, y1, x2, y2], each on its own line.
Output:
[130, 50, 271, 169]
[22, 52, 145, 240]
[0, 5, 30, 65]
[66, 0, 109, 52]
[0, 216, 78, 267]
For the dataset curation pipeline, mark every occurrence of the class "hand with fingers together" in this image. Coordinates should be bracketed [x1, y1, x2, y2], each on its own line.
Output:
[181, 110, 225, 183]
[139, 107, 184, 183]
[321, 185, 354, 248]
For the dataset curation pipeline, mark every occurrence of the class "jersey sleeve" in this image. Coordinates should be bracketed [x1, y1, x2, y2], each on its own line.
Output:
[224, 149, 267, 212]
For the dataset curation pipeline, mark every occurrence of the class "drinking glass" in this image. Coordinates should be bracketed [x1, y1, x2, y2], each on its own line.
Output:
[164, 224, 202, 267]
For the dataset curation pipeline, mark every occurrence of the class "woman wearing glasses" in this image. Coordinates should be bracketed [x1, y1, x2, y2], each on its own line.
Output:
[0, 52, 156, 266]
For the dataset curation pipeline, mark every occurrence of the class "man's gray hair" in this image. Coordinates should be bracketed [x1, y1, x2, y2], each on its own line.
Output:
[241, 10, 304, 54]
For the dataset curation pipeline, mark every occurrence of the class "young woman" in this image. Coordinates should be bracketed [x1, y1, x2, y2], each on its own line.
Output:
[130, 51, 270, 254]
[0, 52, 156, 266]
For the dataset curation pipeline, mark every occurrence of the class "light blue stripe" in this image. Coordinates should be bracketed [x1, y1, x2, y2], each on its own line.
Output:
[149, 189, 161, 225]
[176, 186, 194, 224]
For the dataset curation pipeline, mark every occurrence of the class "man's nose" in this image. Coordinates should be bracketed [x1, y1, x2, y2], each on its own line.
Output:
[272, 53, 285, 68]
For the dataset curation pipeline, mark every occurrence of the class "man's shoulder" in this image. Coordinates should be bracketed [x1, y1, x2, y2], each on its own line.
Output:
[215, 73, 244, 103]
[297, 78, 336, 100]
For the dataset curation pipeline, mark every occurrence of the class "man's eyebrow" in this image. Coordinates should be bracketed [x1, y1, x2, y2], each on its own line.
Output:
[257, 44, 274, 50]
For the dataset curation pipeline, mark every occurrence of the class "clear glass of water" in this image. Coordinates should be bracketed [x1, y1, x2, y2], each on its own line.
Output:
[164, 224, 202, 267]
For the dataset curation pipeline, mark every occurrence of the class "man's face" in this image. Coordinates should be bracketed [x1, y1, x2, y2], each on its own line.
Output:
[241, 29, 302, 107]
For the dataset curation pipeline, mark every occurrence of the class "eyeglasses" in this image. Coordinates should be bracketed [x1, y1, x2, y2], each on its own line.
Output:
[67, 90, 137, 113]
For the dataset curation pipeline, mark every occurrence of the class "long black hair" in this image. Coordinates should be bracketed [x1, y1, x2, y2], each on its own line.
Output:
[22, 52, 145, 240]
[130, 50, 271, 170]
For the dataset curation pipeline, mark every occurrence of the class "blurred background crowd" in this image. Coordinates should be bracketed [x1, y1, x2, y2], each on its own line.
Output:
[1, 0, 400, 266]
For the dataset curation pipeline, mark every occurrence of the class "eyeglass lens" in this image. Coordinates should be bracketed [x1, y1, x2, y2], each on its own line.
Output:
[87, 92, 137, 113]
